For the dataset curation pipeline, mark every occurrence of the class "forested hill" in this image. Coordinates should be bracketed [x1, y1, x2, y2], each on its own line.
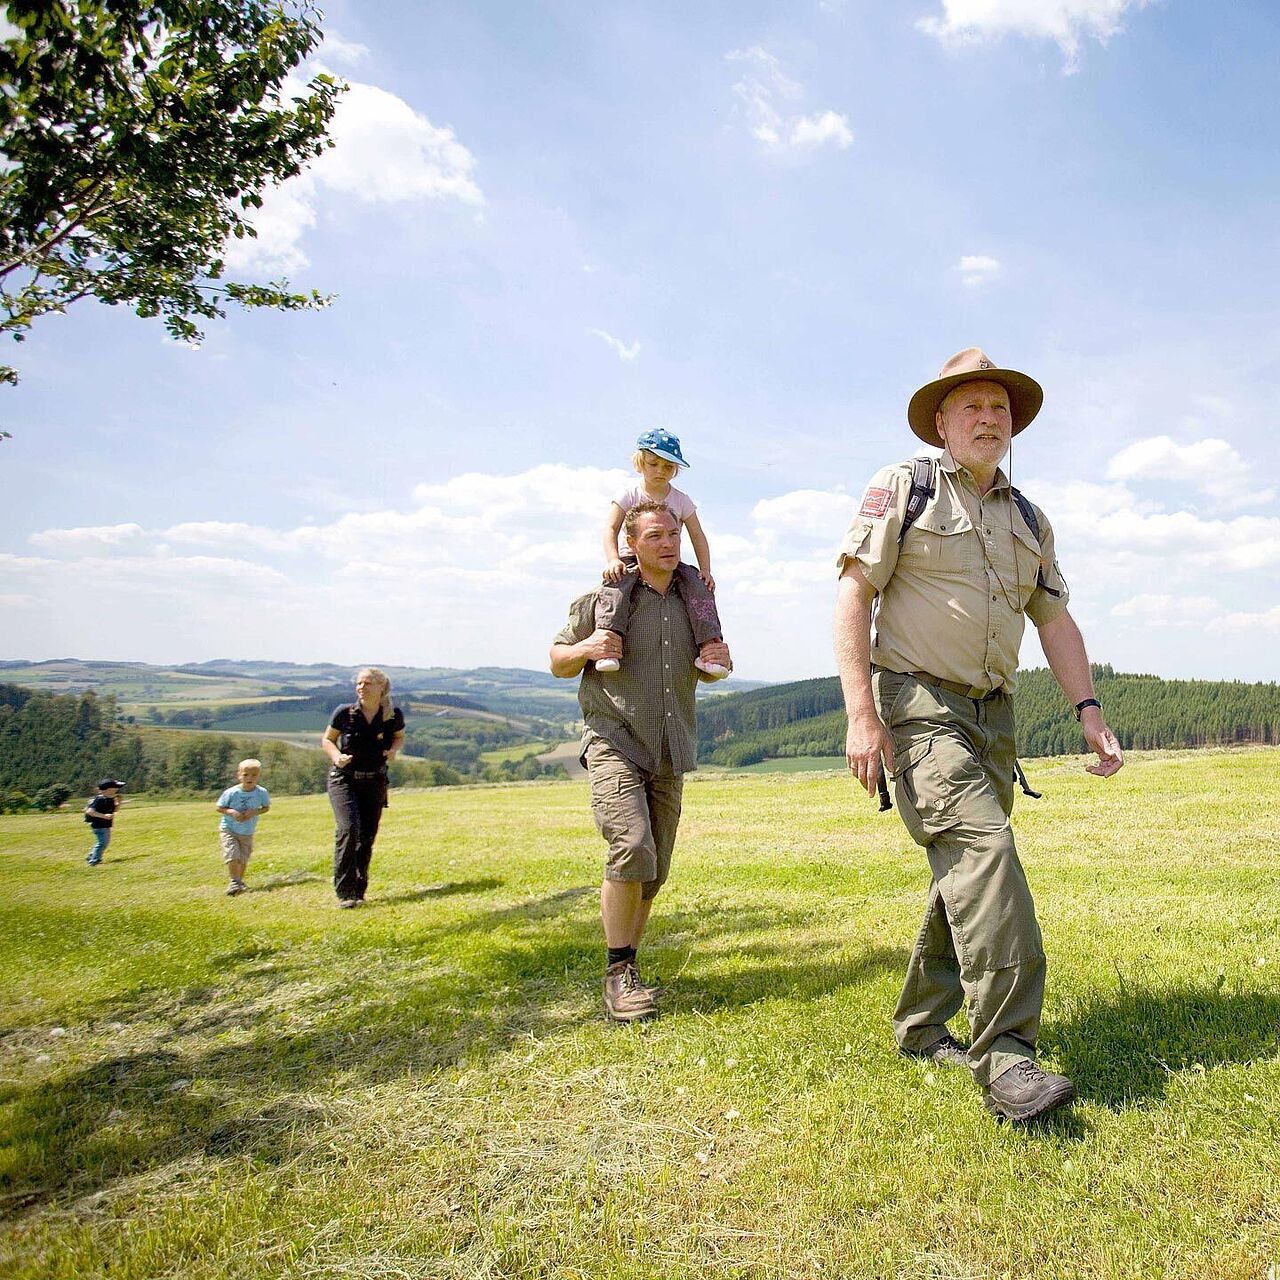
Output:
[696, 666, 1280, 766]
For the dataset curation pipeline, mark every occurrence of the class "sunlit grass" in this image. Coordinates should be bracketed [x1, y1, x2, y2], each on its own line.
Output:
[2, 749, 1278, 1278]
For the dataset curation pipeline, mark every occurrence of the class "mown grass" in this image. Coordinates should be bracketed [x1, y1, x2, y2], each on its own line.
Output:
[1, 749, 1278, 1279]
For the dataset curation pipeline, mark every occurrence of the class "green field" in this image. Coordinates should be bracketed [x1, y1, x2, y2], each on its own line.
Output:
[2, 750, 1278, 1278]
[479, 741, 553, 765]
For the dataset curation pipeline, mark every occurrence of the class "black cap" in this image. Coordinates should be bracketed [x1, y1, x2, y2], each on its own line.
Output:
[98, 777, 126, 790]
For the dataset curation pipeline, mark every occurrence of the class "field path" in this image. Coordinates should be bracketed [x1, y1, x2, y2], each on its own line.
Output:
[537, 739, 585, 778]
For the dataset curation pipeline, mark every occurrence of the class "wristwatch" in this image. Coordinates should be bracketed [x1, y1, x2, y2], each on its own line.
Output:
[1073, 697, 1101, 720]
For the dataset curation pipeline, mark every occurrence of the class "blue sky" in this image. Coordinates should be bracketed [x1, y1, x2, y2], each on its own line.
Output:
[3, 0, 1279, 683]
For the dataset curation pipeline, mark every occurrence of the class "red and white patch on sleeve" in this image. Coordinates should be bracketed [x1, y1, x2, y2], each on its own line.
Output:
[858, 486, 893, 519]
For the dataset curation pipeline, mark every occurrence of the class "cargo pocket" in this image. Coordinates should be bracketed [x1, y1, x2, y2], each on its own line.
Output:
[892, 737, 960, 846]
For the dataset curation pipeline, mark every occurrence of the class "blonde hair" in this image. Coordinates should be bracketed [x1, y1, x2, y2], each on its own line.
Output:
[632, 448, 676, 473]
[357, 667, 393, 719]
[238, 758, 262, 772]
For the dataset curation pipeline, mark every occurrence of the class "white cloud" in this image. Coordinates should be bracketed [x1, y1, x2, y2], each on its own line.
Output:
[321, 32, 371, 65]
[956, 254, 1001, 288]
[1110, 593, 1221, 629]
[917, 0, 1155, 73]
[1106, 435, 1275, 511]
[787, 110, 854, 151]
[13, 469, 858, 677]
[587, 328, 641, 362]
[29, 523, 148, 553]
[1208, 605, 1280, 636]
[751, 489, 855, 549]
[224, 78, 483, 273]
[726, 47, 853, 156]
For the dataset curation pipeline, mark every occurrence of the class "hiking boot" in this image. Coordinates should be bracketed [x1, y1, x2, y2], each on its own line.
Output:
[603, 960, 657, 1022]
[225, 880, 244, 896]
[983, 1059, 1076, 1123]
[626, 959, 662, 1000]
[337, 897, 361, 909]
[901, 1033, 970, 1068]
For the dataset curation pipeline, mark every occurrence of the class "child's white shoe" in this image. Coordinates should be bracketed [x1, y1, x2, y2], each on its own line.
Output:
[694, 658, 730, 681]
[595, 657, 621, 673]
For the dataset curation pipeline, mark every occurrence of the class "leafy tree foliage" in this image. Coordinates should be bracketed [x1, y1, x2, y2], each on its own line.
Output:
[0, 0, 343, 387]
[0, 682, 464, 802]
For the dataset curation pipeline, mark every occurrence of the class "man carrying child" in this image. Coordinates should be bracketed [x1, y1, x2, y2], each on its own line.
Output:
[551, 501, 732, 1021]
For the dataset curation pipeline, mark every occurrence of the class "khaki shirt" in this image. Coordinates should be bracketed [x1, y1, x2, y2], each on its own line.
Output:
[836, 450, 1069, 695]
[554, 581, 700, 775]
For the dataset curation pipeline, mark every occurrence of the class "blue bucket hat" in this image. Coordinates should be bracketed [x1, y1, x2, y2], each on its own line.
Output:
[636, 428, 689, 468]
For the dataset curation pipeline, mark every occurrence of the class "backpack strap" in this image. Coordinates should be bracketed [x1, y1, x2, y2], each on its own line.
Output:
[897, 456, 936, 546]
[1010, 485, 1061, 597]
[1010, 486, 1040, 542]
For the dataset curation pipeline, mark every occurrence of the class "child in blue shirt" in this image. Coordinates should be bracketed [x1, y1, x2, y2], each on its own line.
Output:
[215, 759, 271, 896]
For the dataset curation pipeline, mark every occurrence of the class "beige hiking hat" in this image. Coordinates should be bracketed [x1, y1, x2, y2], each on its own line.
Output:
[907, 347, 1043, 448]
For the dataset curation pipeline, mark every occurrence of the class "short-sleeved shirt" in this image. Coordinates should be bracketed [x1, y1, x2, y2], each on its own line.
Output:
[217, 784, 271, 835]
[836, 450, 1069, 695]
[614, 484, 697, 529]
[554, 582, 700, 775]
[86, 794, 117, 828]
[328, 704, 406, 771]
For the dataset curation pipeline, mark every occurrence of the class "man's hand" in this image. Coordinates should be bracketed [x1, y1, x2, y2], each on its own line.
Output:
[846, 710, 896, 798]
[581, 628, 623, 664]
[1081, 708, 1124, 777]
[602, 559, 627, 584]
[697, 639, 731, 671]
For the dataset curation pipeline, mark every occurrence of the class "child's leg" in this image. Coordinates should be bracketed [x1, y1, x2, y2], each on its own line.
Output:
[673, 564, 725, 642]
[220, 830, 246, 891]
[236, 835, 253, 884]
[87, 827, 110, 864]
[673, 564, 730, 678]
[593, 562, 640, 672]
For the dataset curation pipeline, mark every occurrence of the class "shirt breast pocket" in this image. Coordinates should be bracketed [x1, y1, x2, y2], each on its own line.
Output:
[903, 513, 977, 575]
[1012, 524, 1045, 606]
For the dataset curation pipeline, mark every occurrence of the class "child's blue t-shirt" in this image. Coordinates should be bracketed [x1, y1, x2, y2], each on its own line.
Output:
[217, 784, 271, 835]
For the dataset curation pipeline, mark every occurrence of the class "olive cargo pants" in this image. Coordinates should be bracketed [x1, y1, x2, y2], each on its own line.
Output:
[874, 670, 1045, 1087]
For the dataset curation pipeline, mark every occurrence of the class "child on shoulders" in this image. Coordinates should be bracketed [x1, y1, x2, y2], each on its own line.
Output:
[595, 428, 729, 678]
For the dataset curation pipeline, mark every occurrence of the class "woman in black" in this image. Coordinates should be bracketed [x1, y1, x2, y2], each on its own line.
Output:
[322, 667, 406, 907]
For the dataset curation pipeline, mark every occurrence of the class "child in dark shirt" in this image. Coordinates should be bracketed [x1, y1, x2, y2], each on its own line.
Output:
[84, 778, 124, 866]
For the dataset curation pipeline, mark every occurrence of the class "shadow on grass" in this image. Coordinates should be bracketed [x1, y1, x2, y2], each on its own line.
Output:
[373, 877, 505, 906]
[253, 870, 325, 893]
[1048, 982, 1280, 1108]
[0, 886, 903, 1212]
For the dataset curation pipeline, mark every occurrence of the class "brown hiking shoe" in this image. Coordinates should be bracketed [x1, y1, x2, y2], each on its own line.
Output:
[603, 960, 658, 1022]
[983, 1059, 1076, 1123]
[626, 960, 662, 999]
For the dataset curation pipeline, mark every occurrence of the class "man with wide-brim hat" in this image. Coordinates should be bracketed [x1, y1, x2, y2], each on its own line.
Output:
[833, 347, 1123, 1123]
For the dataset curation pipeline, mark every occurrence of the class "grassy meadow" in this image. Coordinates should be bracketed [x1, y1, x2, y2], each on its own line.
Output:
[2, 749, 1278, 1279]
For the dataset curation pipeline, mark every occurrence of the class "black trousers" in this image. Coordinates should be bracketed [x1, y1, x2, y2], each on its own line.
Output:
[327, 770, 386, 901]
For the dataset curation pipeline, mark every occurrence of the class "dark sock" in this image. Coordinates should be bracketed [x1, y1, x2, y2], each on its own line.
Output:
[607, 945, 637, 968]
